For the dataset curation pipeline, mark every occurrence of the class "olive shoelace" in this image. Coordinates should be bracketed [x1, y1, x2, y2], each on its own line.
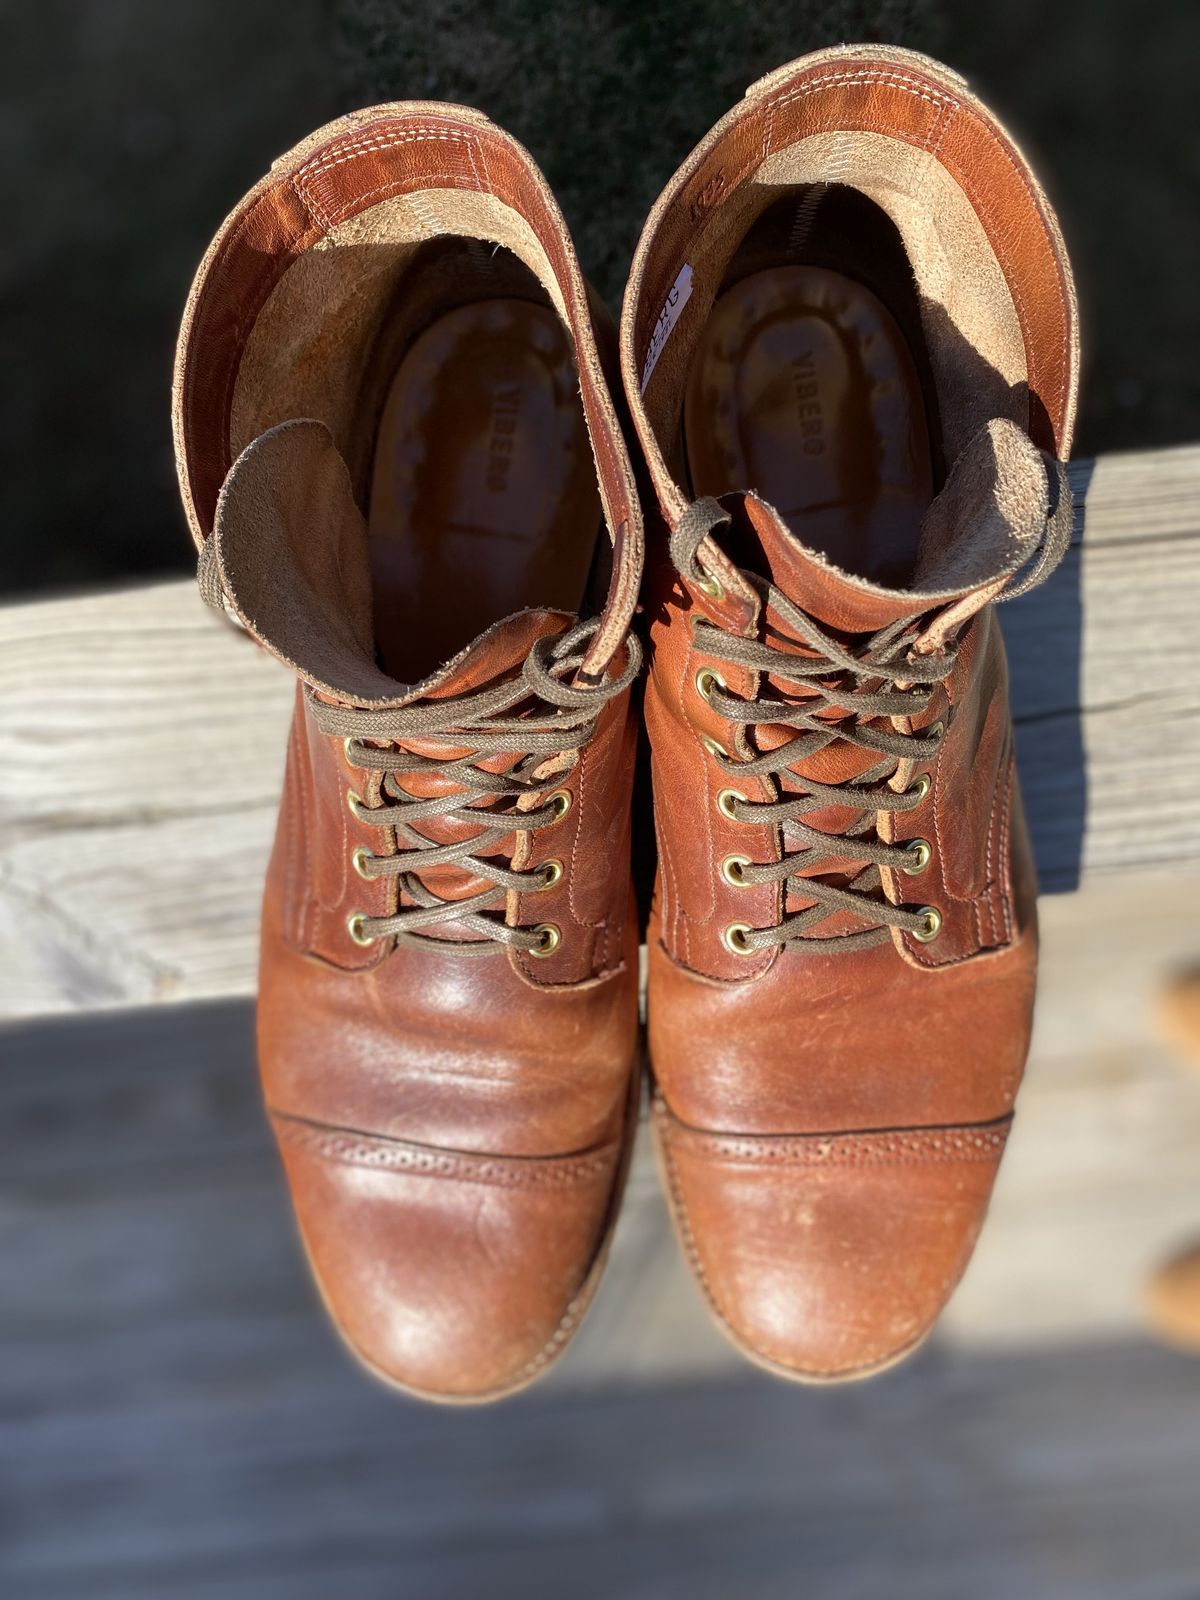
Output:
[309, 619, 641, 956]
[670, 492, 1071, 955]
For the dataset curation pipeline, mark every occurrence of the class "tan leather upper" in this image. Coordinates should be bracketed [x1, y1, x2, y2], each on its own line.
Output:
[622, 47, 1079, 1381]
[174, 105, 643, 1400]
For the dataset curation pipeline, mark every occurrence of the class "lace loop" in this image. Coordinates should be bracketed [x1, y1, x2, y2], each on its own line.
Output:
[312, 619, 641, 956]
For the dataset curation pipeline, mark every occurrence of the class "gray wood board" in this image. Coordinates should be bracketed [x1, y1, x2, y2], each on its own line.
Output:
[2, 444, 1198, 1018]
[4, 872, 1200, 1597]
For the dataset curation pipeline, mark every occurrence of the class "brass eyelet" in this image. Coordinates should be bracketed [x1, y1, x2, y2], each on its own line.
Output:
[545, 788, 572, 825]
[695, 667, 726, 702]
[722, 922, 754, 955]
[699, 733, 728, 760]
[716, 787, 746, 822]
[912, 905, 943, 943]
[530, 922, 561, 957]
[906, 772, 932, 804]
[346, 911, 374, 947]
[694, 571, 724, 602]
[720, 853, 753, 887]
[536, 857, 564, 891]
[928, 720, 945, 742]
[342, 736, 358, 767]
[351, 846, 374, 880]
[901, 838, 932, 876]
[346, 788, 364, 819]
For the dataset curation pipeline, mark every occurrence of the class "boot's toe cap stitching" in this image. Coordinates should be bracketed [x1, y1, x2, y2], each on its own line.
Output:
[270, 1109, 618, 1189]
[654, 1099, 1012, 1168]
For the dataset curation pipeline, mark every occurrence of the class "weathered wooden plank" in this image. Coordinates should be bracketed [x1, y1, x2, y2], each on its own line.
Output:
[3, 1341, 1199, 1600]
[1005, 447, 1200, 889]
[4, 871, 1200, 1595]
[3, 874, 1198, 1381]
[1, 443, 1198, 1018]
[0, 589, 292, 1016]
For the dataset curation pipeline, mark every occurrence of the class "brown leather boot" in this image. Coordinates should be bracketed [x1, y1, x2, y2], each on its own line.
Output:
[173, 105, 644, 1402]
[621, 47, 1079, 1381]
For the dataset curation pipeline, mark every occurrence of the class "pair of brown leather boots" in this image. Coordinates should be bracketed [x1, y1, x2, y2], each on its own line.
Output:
[174, 46, 1078, 1401]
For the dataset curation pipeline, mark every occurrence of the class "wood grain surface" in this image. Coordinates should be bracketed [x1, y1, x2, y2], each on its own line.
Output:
[2, 444, 1198, 1018]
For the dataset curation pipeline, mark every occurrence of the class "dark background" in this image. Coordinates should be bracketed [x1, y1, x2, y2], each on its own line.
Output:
[5, 0, 1197, 596]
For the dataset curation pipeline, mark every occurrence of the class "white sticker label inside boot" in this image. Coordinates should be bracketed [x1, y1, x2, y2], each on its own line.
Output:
[640, 263, 693, 392]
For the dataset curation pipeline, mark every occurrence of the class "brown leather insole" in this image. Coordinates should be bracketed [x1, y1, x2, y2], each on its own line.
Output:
[684, 266, 933, 586]
[367, 299, 600, 680]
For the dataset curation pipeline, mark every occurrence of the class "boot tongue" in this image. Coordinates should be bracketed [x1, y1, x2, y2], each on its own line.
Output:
[418, 609, 571, 700]
[210, 418, 570, 707]
[738, 417, 1052, 636]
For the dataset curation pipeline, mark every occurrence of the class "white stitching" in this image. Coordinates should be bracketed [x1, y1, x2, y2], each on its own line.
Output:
[772, 70, 956, 117]
[297, 127, 477, 182]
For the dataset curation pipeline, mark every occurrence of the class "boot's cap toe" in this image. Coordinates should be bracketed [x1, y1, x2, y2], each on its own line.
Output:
[657, 1102, 1010, 1381]
[274, 1113, 624, 1400]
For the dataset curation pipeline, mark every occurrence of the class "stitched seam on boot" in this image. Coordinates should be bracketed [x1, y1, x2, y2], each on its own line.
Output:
[662, 1115, 1011, 1168]
[271, 1110, 618, 1188]
[908, 747, 1016, 969]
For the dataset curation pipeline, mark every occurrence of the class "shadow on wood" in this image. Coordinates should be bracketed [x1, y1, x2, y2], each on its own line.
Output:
[4, 986, 1200, 1597]
[1003, 456, 1091, 892]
